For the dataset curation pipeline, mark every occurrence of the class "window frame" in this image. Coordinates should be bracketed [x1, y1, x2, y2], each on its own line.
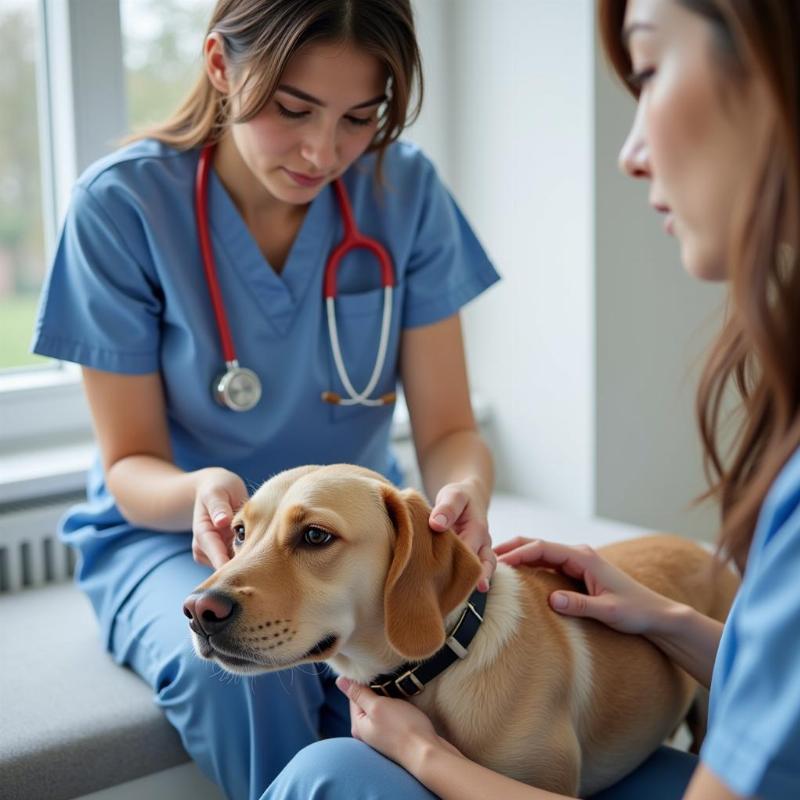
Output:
[0, 0, 127, 452]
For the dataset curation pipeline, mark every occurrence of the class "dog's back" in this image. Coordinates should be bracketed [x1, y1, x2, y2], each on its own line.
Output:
[572, 535, 738, 794]
[420, 534, 738, 796]
[185, 465, 739, 797]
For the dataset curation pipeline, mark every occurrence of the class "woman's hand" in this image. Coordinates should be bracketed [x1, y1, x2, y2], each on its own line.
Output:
[495, 537, 673, 635]
[192, 468, 250, 569]
[429, 478, 495, 592]
[336, 677, 461, 771]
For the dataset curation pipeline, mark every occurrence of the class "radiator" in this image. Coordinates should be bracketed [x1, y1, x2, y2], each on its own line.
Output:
[0, 493, 79, 593]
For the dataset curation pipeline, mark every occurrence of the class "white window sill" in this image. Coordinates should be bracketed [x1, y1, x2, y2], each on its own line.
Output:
[0, 441, 95, 505]
[0, 393, 491, 506]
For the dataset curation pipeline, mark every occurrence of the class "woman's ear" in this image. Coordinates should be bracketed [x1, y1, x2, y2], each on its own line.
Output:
[381, 485, 481, 661]
[204, 33, 232, 94]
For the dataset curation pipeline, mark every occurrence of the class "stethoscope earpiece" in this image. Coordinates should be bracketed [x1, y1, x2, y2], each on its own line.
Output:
[195, 143, 397, 412]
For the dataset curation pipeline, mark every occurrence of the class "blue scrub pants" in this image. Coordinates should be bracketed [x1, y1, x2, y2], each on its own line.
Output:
[261, 738, 698, 800]
[109, 551, 351, 800]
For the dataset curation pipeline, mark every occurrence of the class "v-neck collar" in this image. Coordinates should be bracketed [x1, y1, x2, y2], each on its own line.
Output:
[206, 167, 337, 336]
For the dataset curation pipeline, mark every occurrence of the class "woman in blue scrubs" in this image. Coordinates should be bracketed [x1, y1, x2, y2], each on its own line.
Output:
[32, 2, 499, 799]
[260, 1, 800, 799]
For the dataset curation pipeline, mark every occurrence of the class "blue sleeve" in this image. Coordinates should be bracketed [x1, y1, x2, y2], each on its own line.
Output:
[32, 183, 162, 374]
[701, 499, 800, 799]
[401, 158, 499, 329]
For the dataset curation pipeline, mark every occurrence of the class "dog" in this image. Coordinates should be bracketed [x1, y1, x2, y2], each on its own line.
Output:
[183, 463, 738, 796]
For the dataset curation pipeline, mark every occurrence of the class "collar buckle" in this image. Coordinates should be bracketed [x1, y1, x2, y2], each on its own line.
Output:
[445, 601, 484, 659]
[393, 669, 425, 698]
[368, 588, 487, 699]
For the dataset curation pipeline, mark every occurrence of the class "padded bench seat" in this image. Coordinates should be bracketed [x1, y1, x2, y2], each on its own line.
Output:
[3, 583, 195, 800]
[1, 494, 647, 800]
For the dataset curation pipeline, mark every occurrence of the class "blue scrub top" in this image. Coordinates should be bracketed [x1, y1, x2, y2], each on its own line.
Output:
[32, 139, 499, 643]
[702, 445, 800, 798]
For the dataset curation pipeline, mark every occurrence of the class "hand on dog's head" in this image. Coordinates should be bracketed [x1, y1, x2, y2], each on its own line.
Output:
[381, 483, 481, 659]
[183, 464, 481, 673]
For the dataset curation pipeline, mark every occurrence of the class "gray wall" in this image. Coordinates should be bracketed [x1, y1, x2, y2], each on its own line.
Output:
[407, 0, 725, 541]
[593, 38, 725, 539]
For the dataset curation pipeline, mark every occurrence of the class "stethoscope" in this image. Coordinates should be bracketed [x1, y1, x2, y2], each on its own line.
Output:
[195, 143, 397, 412]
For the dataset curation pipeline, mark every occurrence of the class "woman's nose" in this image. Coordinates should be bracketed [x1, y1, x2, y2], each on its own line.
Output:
[618, 106, 651, 180]
[301, 123, 338, 173]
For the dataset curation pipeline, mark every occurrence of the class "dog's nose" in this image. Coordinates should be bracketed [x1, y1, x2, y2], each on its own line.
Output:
[183, 590, 238, 636]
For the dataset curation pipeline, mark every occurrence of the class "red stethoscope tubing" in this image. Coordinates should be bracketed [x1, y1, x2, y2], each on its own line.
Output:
[194, 142, 397, 406]
[324, 179, 394, 297]
[195, 143, 236, 364]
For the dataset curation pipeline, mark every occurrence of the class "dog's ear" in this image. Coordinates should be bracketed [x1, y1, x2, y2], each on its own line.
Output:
[381, 485, 482, 660]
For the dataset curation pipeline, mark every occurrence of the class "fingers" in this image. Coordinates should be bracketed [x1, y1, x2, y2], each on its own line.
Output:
[192, 511, 232, 570]
[549, 590, 620, 626]
[336, 676, 378, 714]
[198, 477, 242, 528]
[450, 522, 494, 590]
[429, 480, 475, 531]
[192, 529, 231, 569]
[496, 539, 597, 583]
[493, 536, 535, 556]
[429, 483, 494, 588]
[206, 498, 234, 528]
[477, 543, 496, 592]
[550, 590, 592, 616]
[495, 538, 547, 566]
[191, 470, 249, 571]
[428, 501, 460, 531]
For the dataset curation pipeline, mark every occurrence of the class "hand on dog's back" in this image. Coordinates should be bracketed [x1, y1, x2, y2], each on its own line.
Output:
[497, 536, 690, 634]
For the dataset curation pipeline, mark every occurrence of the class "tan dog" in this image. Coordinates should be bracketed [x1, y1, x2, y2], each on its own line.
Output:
[184, 464, 738, 796]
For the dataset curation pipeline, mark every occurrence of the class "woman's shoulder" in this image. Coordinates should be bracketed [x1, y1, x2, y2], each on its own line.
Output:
[380, 138, 437, 173]
[352, 139, 439, 190]
[75, 139, 196, 201]
[753, 444, 800, 555]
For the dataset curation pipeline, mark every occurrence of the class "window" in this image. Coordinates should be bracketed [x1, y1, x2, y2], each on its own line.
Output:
[1, 0, 211, 455]
[121, 0, 211, 132]
[1, 0, 130, 452]
[0, 0, 48, 373]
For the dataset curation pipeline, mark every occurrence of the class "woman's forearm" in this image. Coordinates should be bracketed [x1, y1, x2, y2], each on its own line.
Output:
[417, 428, 494, 503]
[106, 455, 205, 530]
[409, 740, 571, 800]
[645, 602, 724, 688]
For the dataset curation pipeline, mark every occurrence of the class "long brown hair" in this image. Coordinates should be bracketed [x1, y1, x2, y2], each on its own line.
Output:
[598, 0, 800, 568]
[132, 0, 423, 172]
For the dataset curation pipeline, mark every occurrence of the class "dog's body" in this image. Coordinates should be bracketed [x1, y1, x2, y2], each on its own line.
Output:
[185, 464, 738, 796]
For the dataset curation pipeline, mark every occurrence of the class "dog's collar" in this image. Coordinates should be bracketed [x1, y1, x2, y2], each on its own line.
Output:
[369, 587, 487, 699]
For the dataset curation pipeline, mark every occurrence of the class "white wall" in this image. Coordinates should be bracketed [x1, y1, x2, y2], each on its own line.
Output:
[444, 0, 596, 517]
[407, 0, 451, 176]
[409, 0, 725, 541]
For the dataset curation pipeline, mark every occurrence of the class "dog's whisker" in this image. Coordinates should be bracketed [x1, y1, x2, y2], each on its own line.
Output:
[210, 664, 238, 685]
[276, 669, 294, 695]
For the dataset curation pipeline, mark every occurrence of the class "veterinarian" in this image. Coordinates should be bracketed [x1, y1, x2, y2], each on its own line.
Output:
[260, 1, 800, 799]
[31, 2, 499, 798]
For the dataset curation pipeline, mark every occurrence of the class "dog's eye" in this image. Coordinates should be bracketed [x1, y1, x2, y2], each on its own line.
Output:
[233, 523, 246, 544]
[303, 527, 334, 547]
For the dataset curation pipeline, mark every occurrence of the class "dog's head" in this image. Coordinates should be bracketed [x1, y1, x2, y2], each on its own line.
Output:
[183, 464, 481, 680]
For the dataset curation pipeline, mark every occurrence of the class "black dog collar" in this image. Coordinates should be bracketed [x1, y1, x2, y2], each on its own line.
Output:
[369, 587, 487, 699]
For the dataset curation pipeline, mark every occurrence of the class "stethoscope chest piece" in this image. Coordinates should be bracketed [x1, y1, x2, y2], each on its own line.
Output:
[196, 142, 397, 411]
[213, 361, 262, 412]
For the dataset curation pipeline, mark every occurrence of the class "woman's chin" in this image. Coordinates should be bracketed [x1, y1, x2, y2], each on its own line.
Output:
[680, 238, 728, 283]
